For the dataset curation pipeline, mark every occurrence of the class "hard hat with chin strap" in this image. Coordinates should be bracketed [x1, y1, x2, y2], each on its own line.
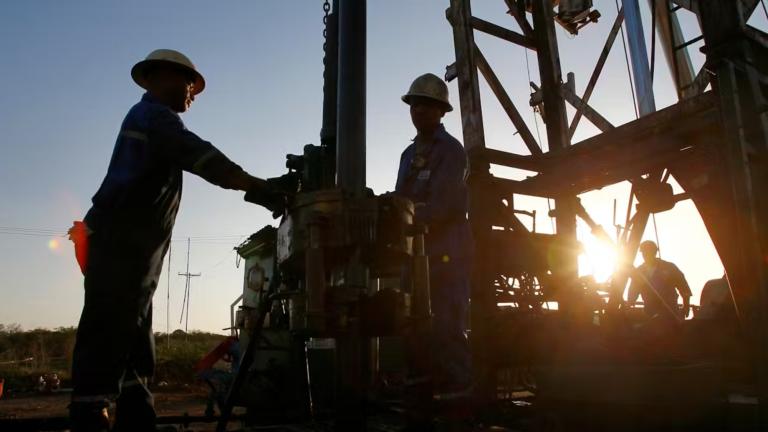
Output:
[402, 73, 453, 112]
[131, 49, 206, 95]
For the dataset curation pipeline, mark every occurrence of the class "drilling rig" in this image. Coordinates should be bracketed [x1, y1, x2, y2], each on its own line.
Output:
[219, 1, 431, 431]
[223, 0, 768, 431]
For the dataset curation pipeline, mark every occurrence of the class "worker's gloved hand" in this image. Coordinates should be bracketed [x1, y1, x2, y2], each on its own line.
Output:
[67, 221, 92, 274]
[681, 304, 691, 320]
[244, 178, 285, 218]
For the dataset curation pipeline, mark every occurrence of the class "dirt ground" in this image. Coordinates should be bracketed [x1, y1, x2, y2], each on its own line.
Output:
[0, 385, 210, 418]
[0, 384, 250, 431]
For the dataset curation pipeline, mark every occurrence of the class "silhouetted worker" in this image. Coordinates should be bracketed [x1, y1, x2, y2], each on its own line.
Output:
[395, 73, 473, 429]
[67, 49, 281, 432]
[628, 240, 692, 320]
[699, 275, 736, 320]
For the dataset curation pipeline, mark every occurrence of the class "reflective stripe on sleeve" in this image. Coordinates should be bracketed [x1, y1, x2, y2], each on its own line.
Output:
[192, 149, 220, 172]
[122, 377, 148, 388]
[119, 129, 149, 141]
[71, 394, 115, 403]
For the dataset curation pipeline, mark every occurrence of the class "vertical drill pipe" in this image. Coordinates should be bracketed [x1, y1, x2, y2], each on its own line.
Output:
[647, 0, 695, 98]
[335, 3, 369, 426]
[532, 0, 579, 288]
[336, 0, 366, 194]
[624, 0, 657, 114]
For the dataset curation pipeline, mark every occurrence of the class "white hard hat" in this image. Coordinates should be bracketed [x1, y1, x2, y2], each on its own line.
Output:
[131, 49, 206, 95]
[401, 73, 453, 112]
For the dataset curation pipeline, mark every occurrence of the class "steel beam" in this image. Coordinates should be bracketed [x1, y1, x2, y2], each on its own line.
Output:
[568, 6, 624, 138]
[448, 0, 496, 405]
[474, 44, 542, 155]
[649, 0, 696, 98]
[470, 147, 542, 172]
[505, 0, 535, 37]
[560, 85, 615, 132]
[535, 79, 616, 134]
[517, 92, 718, 195]
[470, 16, 537, 50]
[532, 0, 579, 288]
[698, 0, 768, 423]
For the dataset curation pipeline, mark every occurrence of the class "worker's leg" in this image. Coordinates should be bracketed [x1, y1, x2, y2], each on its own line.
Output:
[401, 262, 435, 430]
[114, 302, 157, 431]
[429, 256, 472, 397]
[71, 230, 165, 431]
[114, 372, 155, 431]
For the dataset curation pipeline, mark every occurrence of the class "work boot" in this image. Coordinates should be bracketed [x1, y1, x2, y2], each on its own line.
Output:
[69, 403, 110, 432]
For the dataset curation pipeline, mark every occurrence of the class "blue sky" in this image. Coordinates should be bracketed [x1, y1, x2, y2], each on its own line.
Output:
[1, 2, 765, 333]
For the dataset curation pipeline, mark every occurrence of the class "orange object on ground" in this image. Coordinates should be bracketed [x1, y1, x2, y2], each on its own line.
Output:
[194, 336, 237, 373]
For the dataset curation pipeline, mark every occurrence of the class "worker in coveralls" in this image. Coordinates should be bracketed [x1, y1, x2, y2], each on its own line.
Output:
[396, 73, 474, 429]
[628, 240, 692, 320]
[67, 49, 282, 431]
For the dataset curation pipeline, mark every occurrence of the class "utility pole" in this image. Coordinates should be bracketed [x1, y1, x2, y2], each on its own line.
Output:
[178, 237, 201, 337]
[166, 241, 172, 348]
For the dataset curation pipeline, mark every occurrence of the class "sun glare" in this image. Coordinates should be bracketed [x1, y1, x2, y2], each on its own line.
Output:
[579, 231, 617, 283]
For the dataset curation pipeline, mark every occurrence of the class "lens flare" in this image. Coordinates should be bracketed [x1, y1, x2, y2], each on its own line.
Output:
[48, 238, 61, 251]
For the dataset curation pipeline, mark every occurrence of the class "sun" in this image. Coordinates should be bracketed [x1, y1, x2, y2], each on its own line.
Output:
[578, 229, 618, 283]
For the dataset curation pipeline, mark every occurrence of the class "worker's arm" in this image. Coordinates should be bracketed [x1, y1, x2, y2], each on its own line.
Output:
[147, 107, 262, 191]
[417, 142, 469, 225]
[672, 263, 692, 318]
[627, 270, 642, 306]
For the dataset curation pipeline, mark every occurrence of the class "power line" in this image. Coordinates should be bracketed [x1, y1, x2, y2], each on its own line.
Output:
[762, 0, 768, 21]
[0, 226, 63, 233]
[0, 225, 248, 242]
[524, 46, 545, 149]
[0, 231, 66, 238]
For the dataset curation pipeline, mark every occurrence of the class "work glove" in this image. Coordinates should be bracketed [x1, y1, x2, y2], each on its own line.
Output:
[244, 178, 286, 218]
[67, 221, 92, 274]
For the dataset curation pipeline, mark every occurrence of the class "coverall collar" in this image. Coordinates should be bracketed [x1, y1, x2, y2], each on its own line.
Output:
[141, 92, 160, 104]
[412, 123, 447, 143]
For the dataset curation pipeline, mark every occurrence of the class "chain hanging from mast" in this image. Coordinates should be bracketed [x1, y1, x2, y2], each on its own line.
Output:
[323, 0, 331, 60]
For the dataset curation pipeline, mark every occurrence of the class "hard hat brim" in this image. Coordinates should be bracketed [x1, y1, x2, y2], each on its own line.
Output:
[131, 59, 206, 95]
[401, 93, 453, 112]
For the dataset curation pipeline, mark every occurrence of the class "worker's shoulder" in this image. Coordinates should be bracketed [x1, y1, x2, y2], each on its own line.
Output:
[400, 142, 416, 158]
[125, 96, 180, 128]
[435, 127, 464, 150]
[658, 259, 683, 273]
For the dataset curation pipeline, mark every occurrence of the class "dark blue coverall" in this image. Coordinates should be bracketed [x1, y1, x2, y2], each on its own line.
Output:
[396, 124, 473, 396]
[72, 93, 248, 430]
